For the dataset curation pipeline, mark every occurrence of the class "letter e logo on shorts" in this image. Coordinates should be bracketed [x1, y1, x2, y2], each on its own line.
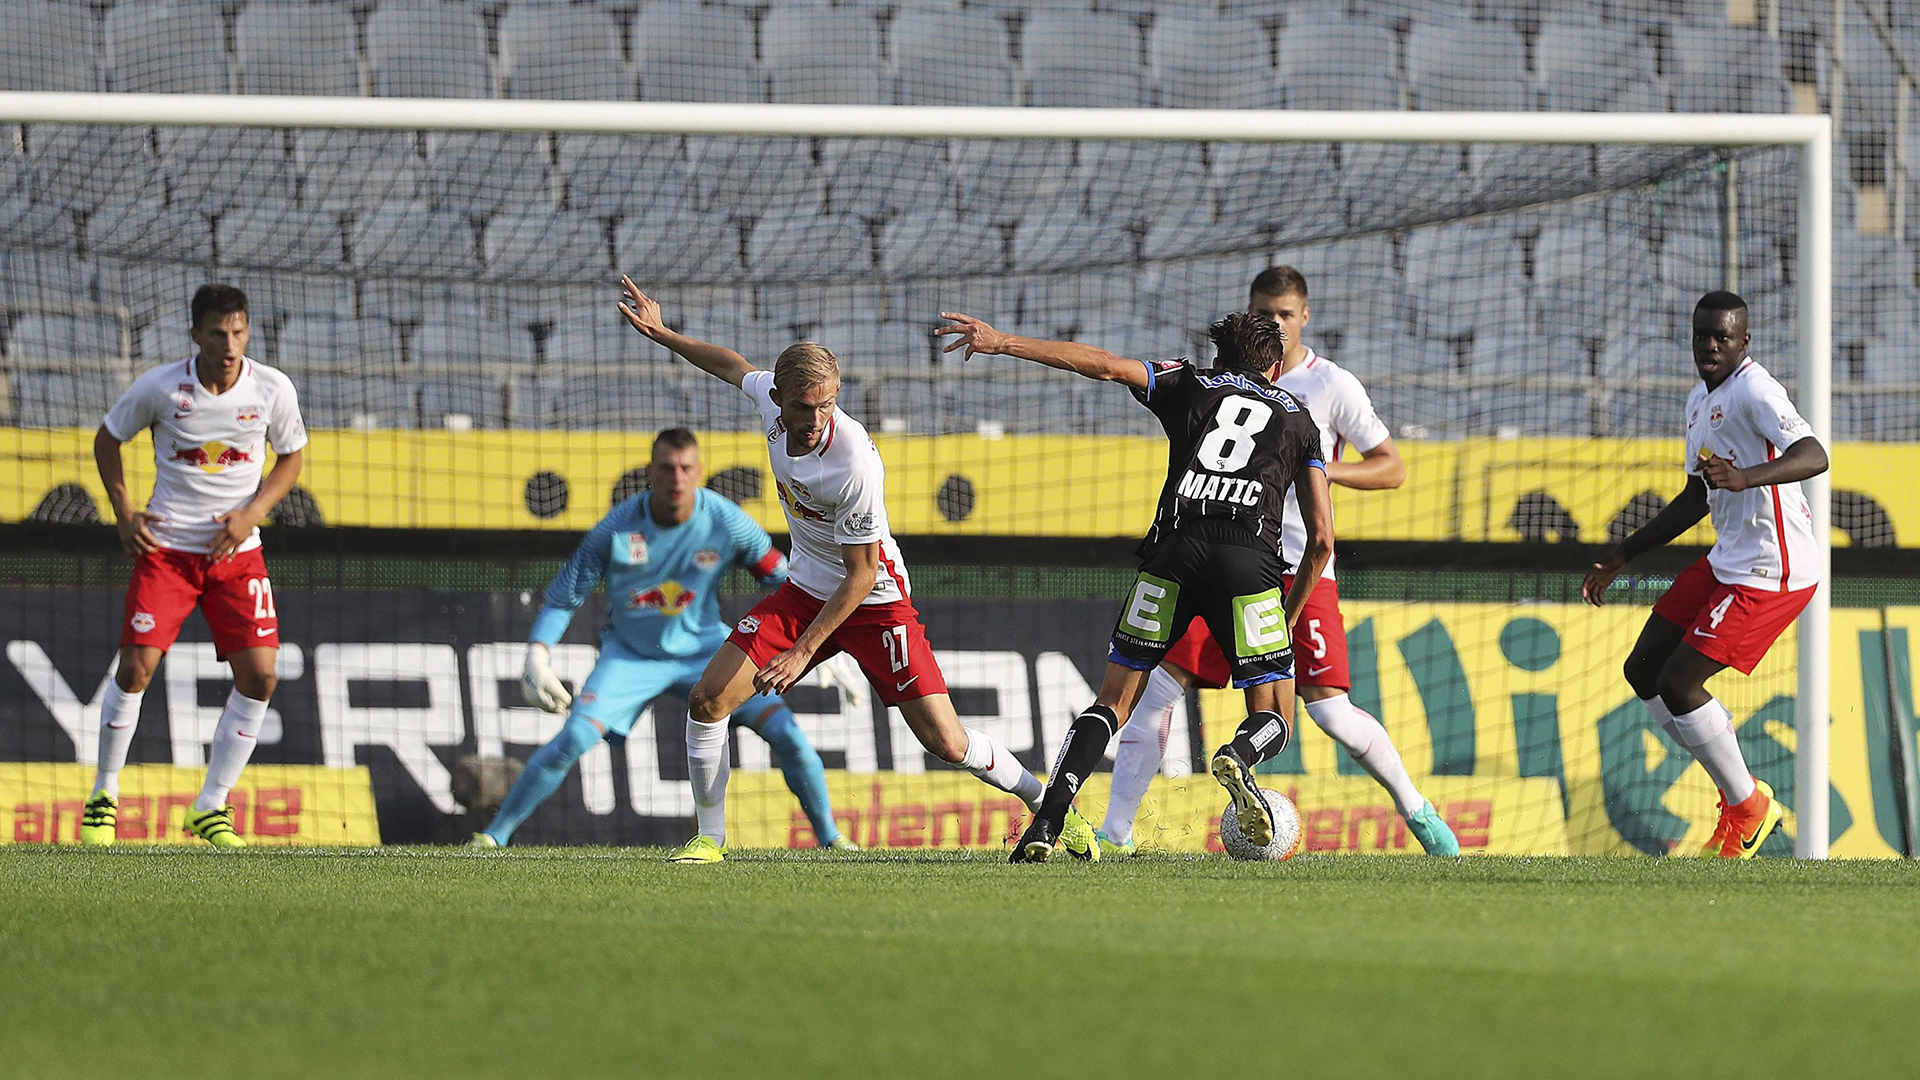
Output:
[1232, 590, 1289, 657]
[1121, 573, 1179, 643]
[130, 611, 156, 633]
[736, 615, 761, 635]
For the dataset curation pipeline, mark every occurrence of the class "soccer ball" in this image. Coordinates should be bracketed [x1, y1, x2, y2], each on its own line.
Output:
[1220, 787, 1303, 861]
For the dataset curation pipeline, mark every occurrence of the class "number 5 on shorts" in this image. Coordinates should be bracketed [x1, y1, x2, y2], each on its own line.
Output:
[1120, 573, 1180, 643]
[1232, 588, 1290, 657]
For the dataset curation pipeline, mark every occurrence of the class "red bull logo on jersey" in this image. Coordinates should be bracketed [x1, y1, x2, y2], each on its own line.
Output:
[1708, 403, 1726, 429]
[630, 580, 696, 616]
[692, 549, 721, 569]
[236, 406, 262, 425]
[168, 440, 255, 473]
[776, 480, 828, 522]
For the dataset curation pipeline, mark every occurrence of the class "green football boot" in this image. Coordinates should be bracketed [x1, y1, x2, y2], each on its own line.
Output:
[1058, 806, 1101, 862]
[1094, 828, 1135, 859]
[182, 806, 246, 849]
[826, 835, 862, 852]
[466, 832, 500, 849]
[79, 792, 117, 847]
[667, 835, 725, 864]
[1405, 800, 1460, 857]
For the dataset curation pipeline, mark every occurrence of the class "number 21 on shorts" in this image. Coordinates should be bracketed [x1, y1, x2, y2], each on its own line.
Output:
[247, 577, 277, 620]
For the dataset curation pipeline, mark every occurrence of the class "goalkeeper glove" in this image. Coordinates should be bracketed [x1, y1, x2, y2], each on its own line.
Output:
[521, 643, 572, 713]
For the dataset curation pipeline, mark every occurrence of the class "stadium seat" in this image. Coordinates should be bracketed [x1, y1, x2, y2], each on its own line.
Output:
[1211, 142, 1345, 244]
[351, 201, 479, 277]
[1019, 270, 1142, 337]
[1147, 13, 1270, 76]
[1404, 221, 1526, 288]
[951, 139, 1080, 224]
[1307, 268, 1416, 343]
[1156, 59, 1284, 110]
[614, 208, 746, 282]
[0, 3, 102, 92]
[544, 313, 659, 365]
[162, 127, 300, 210]
[768, 60, 891, 105]
[236, 4, 362, 96]
[84, 200, 213, 264]
[91, 257, 210, 330]
[367, 2, 489, 67]
[218, 202, 349, 272]
[1009, 216, 1134, 272]
[374, 54, 495, 99]
[1670, 72, 1793, 115]
[1277, 15, 1401, 110]
[878, 212, 1001, 277]
[6, 313, 125, 360]
[1535, 19, 1657, 112]
[897, 66, 1018, 107]
[890, 6, 1011, 67]
[483, 209, 611, 280]
[1080, 142, 1209, 227]
[1863, 338, 1919, 384]
[686, 137, 822, 218]
[0, 195, 73, 249]
[1025, 67, 1150, 108]
[746, 213, 873, 280]
[1142, 207, 1269, 263]
[1613, 0, 1730, 24]
[1021, 11, 1141, 72]
[804, 319, 936, 368]
[419, 376, 507, 428]
[277, 316, 403, 369]
[1405, 19, 1533, 111]
[360, 280, 491, 327]
[297, 371, 416, 428]
[9, 371, 126, 428]
[558, 134, 694, 216]
[763, 5, 882, 65]
[821, 138, 952, 220]
[411, 319, 539, 366]
[498, 3, 623, 75]
[427, 132, 556, 210]
[1656, 231, 1786, 293]
[1339, 144, 1469, 226]
[506, 54, 636, 101]
[297, 130, 426, 212]
[240, 54, 362, 96]
[105, 2, 233, 94]
[26, 125, 163, 213]
[632, 3, 761, 103]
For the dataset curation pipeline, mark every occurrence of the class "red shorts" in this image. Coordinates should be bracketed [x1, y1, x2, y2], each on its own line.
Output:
[1163, 575, 1348, 691]
[727, 583, 948, 706]
[1651, 556, 1814, 675]
[121, 547, 280, 657]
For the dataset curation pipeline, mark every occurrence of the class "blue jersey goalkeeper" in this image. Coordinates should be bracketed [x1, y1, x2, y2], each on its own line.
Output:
[474, 429, 851, 850]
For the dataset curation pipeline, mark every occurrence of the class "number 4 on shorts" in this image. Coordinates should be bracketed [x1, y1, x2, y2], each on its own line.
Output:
[1232, 588, 1290, 657]
[1120, 573, 1180, 643]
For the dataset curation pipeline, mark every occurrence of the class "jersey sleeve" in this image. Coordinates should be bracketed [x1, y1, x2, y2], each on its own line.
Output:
[1129, 358, 1190, 413]
[102, 370, 160, 442]
[530, 512, 619, 645]
[1741, 376, 1819, 453]
[1327, 369, 1391, 454]
[740, 368, 775, 415]
[833, 445, 889, 547]
[718, 497, 787, 584]
[266, 375, 309, 455]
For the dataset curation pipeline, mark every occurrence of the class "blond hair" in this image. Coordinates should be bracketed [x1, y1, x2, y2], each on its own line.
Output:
[773, 341, 840, 396]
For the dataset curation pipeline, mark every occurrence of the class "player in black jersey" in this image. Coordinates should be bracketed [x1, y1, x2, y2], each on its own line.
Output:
[936, 310, 1333, 862]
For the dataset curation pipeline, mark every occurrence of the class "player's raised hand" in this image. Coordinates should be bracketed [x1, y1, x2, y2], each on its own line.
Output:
[521, 643, 572, 713]
[754, 644, 814, 696]
[208, 507, 259, 563]
[934, 312, 1011, 360]
[1698, 451, 1748, 492]
[617, 276, 667, 339]
[116, 509, 164, 557]
[1582, 551, 1627, 607]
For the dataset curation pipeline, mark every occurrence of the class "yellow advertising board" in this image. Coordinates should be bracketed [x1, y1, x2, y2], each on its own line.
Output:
[2, 763, 381, 846]
[3, 428, 1915, 546]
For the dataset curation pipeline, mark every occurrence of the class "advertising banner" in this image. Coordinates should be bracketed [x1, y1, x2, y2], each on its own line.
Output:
[3, 762, 379, 845]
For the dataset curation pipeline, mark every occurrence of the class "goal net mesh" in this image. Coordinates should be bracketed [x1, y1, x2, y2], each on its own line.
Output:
[0, 110, 1876, 856]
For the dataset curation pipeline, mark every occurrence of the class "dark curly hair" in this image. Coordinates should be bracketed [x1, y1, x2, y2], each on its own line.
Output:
[1208, 311, 1287, 374]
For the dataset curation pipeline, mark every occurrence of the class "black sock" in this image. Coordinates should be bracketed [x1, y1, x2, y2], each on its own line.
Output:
[1226, 710, 1291, 768]
[1039, 705, 1118, 827]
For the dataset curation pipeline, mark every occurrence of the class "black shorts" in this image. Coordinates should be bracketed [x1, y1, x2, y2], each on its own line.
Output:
[1107, 526, 1295, 689]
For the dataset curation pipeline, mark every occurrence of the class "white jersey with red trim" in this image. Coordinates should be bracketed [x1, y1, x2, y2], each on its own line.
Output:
[1683, 357, 1820, 591]
[102, 357, 308, 556]
[742, 369, 909, 605]
[1273, 348, 1390, 580]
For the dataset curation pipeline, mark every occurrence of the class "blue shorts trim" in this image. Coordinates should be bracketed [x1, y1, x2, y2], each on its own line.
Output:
[1107, 646, 1157, 672]
[1232, 661, 1294, 690]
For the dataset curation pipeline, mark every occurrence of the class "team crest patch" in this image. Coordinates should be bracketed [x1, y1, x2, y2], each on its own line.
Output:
[175, 384, 196, 413]
[130, 611, 155, 633]
[626, 533, 649, 564]
[1708, 403, 1725, 429]
[577, 691, 596, 705]
[693, 549, 721, 569]
[736, 615, 761, 635]
[236, 406, 262, 425]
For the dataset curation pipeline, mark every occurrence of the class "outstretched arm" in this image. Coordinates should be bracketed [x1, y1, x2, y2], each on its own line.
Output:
[1582, 475, 1710, 606]
[934, 312, 1149, 388]
[617, 276, 755, 388]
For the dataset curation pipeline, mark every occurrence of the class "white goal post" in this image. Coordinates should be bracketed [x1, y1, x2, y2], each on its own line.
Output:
[0, 93, 1836, 857]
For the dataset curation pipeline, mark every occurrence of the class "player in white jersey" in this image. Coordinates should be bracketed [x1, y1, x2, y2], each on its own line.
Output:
[1583, 291, 1827, 858]
[79, 284, 308, 849]
[1097, 267, 1458, 857]
[615, 277, 1079, 863]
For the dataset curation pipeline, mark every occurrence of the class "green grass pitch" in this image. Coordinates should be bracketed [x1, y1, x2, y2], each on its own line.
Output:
[3, 848, 1916, 1080]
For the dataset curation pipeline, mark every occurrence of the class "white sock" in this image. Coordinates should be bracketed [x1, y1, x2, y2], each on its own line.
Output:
[91, 682, 144, 799]
[195, 689, 269, 812]
[1666, 697, 1756, 803]
[959, 727, 1043, 810]
[1305, 694, 1425, 817]
[686, 715, 731, 844]
[1102, 666, 1183, 842]
[1641, 695, 1677, 741]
